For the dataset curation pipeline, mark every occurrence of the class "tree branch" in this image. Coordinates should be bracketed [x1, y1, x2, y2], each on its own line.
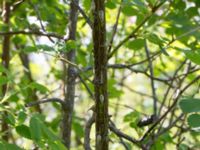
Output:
[107, 0, 122, 53]
[144, 40, 158, 117]
[140, 75, 200, 142]
[73, 2, 93, 29]
[25, 98, 66, 108]
[84, 113, 95, 150]
[28, 0, 55, 43]
[109, 121, 140, 147]
[108, 1, 166, 59]
[0, 30, 64, 39]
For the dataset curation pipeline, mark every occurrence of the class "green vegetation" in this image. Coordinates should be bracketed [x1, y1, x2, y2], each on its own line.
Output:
[0, 0, 200, 149]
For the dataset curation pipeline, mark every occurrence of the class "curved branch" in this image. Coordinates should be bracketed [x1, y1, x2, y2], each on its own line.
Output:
[109, 121, 140, 147]
[84, 113, 95, 150]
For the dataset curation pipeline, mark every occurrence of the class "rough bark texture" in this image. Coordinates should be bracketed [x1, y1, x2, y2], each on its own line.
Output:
[1, 1, 10, 141]
[62, 0, 79, 148]
[92, 1, 109, 150]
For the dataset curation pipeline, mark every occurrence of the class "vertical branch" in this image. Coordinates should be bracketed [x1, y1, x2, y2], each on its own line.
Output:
[62, 0, 79, 148]
[84, 113, 95, 150]
[92, 0, 109, 150]
[1, 1, 11, 141]
[17, 46, 42, 113]
[107, 0, 122, 53]
[144, 40, 158, 117]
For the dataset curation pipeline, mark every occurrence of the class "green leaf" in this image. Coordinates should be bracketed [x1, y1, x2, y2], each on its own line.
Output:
[127, 38, 144, 50]
[106, 1, 116, 9]
[123, 111, 140, 122]
[147, 0, 156, 5]
[36, 44, 54, 51]
[187, 114, 200, 128]
[16, 125, 32, 139]
[147, 34, 163, 45]
[0, 65, 8, 73]
[41, 123, 59, 141]
[129, 122, 137, 128]
[73, 121, 84, 137]
[5, 113, 15, 126]
[4, 143, 22, 150]
[18, 111, 27, 124]
[7, 94, 19, 102]
[0, 24, 9, 32]
[160, 45, 169, 56]
[122, 6, 137, 16]
[0, 141, 22, 150]
[184, 50, 200, 65]
[30, 116, 42, 141]
[186, 7, 198, 18]
[159, 132, 173, 143]
[0, 76, 9, 86]
[108, 79, 123, 98]
[0, 142, 5, 150]
[83, 0, 91, 11]
[66, 40, 77, 50]
[48, 141, 67, 150]
[179, 98, 200, 113]
[178, 144, 190, 150]
[151, 140, 165, 150]
[22, 46, 38, 53]
[12, 35, 27, 45]
[30, 82, 49, 94]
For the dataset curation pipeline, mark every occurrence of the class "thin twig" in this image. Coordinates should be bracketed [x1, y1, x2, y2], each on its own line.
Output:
[28, 0, 55, 43]
[158, 59, 187, 115]
[109, 121, 140, 147]
[84, 113, 95, 150]
[73, 2, 93, 29]
[77, 74, 94, 99]
[108, 1, 166, 59]
[144, 39, 158, 116]
[12, 0, 25, 11]
[119, 83, 153, 98]
[0, 31, 64, 39]
[140, 75, 200, 142]
[41, 52, 80, 69]
[25, 98, 65, 107]
[108, 63, 172, 85]
[108, 0, 122, 53]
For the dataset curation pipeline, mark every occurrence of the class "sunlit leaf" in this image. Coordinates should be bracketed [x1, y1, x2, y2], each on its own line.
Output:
[184, 50, 200, 65]
[83, 0, 91, 11]
[123, 111, 140, 122]
[122, 6, 137, 16]
[106, 1, 116, 9]
[22, 46, 38, 53]
[37, 44, 54, 51]
[127, 38, 144, 50]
